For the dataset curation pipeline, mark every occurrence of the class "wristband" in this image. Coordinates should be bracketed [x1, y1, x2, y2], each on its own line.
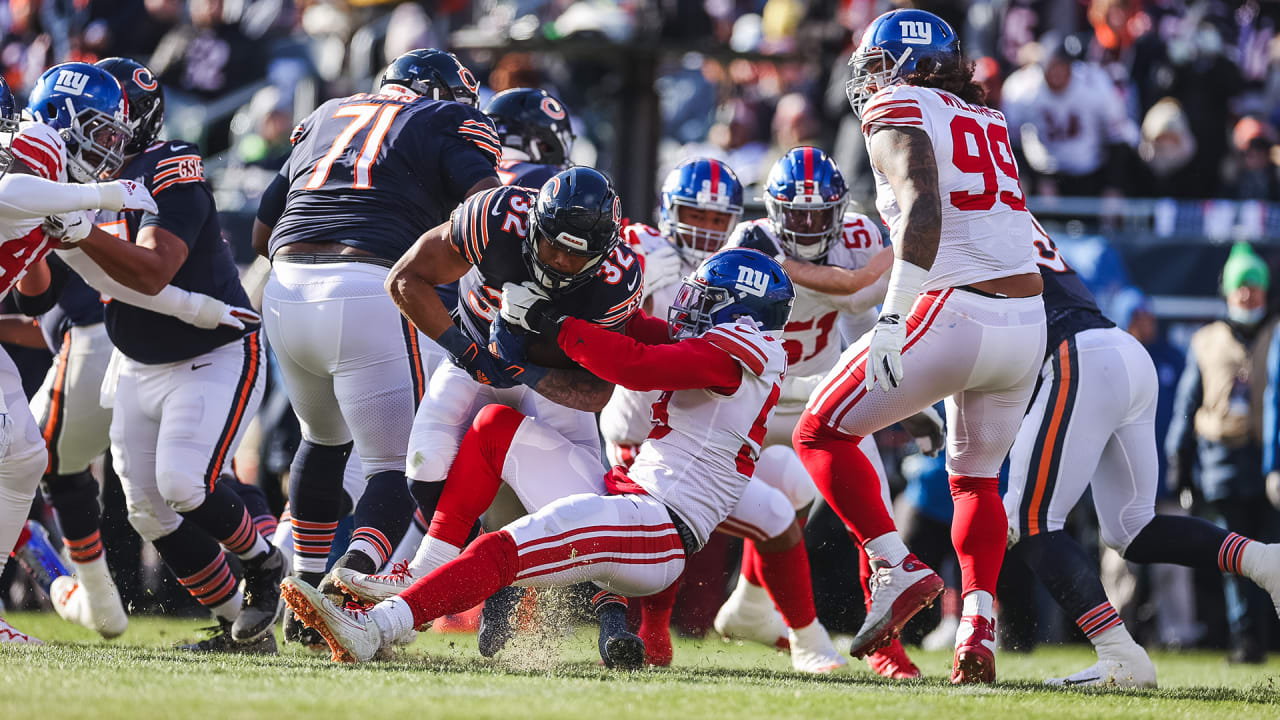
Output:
[881, 258, 929, 318]
[437, 325, 477, 361]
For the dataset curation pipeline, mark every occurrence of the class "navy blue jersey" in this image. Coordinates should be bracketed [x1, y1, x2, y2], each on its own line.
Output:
[96, 141, 254, 364]
[450, 185, 643, 345]
[12, 254, 104, 354]
[496, 159, 561, 189]
[1033, 227, 1113, 357]
[267, 90, 501, 261]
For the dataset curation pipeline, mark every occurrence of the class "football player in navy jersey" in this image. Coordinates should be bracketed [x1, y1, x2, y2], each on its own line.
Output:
[28, 61, 285, 653]
[1002, 220, 1280, 688]
[252, 48, 501, 624]
[486, 87, 574, 188]
[329, 167, 647, 666]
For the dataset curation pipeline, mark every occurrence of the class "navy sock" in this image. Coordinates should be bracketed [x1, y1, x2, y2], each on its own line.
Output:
[1012, 530, 1112, 627]
[349, 470, 414, 567]
[42, 470, 103, 562]
[180, 481, 262, 558]
[1123, 514, 1232, 569]
[151, 519, 240, 611]
[410, 480, 445, 522]
[288, 441, 353, 572]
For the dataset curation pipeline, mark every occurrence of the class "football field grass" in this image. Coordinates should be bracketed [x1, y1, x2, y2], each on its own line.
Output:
[2, 612, 1278, 719]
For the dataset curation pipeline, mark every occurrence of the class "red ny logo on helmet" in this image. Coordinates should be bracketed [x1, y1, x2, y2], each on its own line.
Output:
[133, 67, 158, 92]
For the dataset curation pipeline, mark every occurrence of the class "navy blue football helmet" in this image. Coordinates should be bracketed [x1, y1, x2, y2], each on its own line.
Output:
[380, 49, 480, 107]
[0, 75, 19, 178]
[659, 157, 744, 262]
[763, 146, 849, 262]
[846, 9, 961, 115]
[27, 63, 131, 182]
[668, 247, 794, 340]
[484, 88, 574, 166]
[96, 57, 164, 155]
[527, 167, 622, 292]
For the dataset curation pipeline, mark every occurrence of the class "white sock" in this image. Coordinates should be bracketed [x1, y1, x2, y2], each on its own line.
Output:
[236, 534, 270, 561]
[369, 595, 415, 640]
[1092, 624, 1142, 658]
[210, 589, 244, 623]
[1240, 540, 1270, 583]
[732, 576, 774, 606]
[864, 532, 909, 565]
[961, 590, 994, 619]
[74, 554, 114, 589]
[408, 536, 462, 577]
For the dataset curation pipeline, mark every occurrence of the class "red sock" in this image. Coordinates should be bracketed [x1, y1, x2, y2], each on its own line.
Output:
[949, 475, 1005, 596]
[639, 578, 680, 666]
[793, 411, 896, 543]
[427, 405, 525, 548]
[741, 541, 764, 586]
[757, 538, 817, 630]
[400, 530, 519, 628]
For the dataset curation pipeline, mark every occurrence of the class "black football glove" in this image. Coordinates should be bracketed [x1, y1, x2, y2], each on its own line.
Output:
[437, 325, 518, 388]
[736, 224, 784, 261]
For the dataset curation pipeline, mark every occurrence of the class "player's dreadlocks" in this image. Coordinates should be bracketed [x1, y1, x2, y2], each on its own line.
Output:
[906, 57, 986, 107]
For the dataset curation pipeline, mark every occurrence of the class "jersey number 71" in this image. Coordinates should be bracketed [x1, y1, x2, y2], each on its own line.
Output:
[304, 104, 403, 190]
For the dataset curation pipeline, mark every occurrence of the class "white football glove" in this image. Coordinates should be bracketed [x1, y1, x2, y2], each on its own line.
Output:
[500, 281, 553, 333]
[641, 244, 683, 298]
[44, 210, 94, 244]
[781, 372, 825, 404]
[188, 294, 262, 330]
[95, 179, 158, 214]
[864, 313, 906, 392]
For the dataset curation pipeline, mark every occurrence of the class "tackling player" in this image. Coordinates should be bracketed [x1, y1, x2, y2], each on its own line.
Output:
[0, 75, 160, 645]
[487, 87, 574, 188]
[28, 62, 283, 652]
[794, 9, 1047, 683]
[1002, 222, 1280, 687]
[252, 49, 500, 618]
[281, 248, 795, 664]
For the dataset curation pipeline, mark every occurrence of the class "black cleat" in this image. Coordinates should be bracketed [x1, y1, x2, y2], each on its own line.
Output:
[318, 551, 377, 603]
[283, 605, 327, 650]
[232, 546, 286, 642]
[477, 585, 525, 657]
[177, 618, 277, 654]
[595, 594, 644, 670]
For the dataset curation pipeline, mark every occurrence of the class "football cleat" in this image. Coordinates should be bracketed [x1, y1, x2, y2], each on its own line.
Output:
[596, 596, 644, 670]
[283, 605, 327, 650]
[1046, 652, 1157, 689]
[849, 554, 943, 658]
[50, 571, 128, 639]
[232, 546, 286, 642]
[1250, 542, 1280, 620]
[0, 616, 42, 644]
[175, 618, 276, 654]
[331, 559, 417, 605]
[950, 615, 997, 684]
[281, 576, 383, 663]
[866, 638, 921, 679]
[789, 620, 847, 674]
[713, 581, 789, 650]
[477, 584, 523, 657]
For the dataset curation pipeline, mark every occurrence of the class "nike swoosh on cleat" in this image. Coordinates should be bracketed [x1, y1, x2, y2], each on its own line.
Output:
[1061, 676, 1101, 685]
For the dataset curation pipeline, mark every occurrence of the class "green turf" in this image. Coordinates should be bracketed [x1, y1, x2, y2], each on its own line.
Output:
[2, 612, 1278, 719]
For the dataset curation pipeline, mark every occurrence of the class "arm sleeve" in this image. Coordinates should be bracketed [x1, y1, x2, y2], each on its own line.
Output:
[623, 310, 675, 345]
[12, 254, 71, 316]
[255, 170, 289, 227]
[138, 182, 210, 249]
[558, 316, 741, 392]
[1165, 346, 1202, 473]
[0, 174, 106, 219]
[55, 248, 230, 327]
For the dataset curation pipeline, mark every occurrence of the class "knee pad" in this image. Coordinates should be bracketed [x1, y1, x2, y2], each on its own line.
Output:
[757, 484, 798, 540]
[754, 445, 817, 511]
[406, 426, 463, 483]
[473, 405, 526, 460]
[155, 467, 207, 513]
[126, 500, 180, 542]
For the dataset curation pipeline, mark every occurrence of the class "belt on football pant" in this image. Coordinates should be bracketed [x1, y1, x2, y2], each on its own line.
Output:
[667, 508, 698, 557]
[274, 252, 395, 269]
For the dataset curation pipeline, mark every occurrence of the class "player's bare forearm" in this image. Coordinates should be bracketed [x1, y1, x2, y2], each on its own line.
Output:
[868, 126, 941, 270]
[77, 225, 188, 295]
[251, 219, 272, 259]
[0, 316, 45, 348]
[15, 258, 51, 297]
[387, 221, 471, 339]
[531, 367, 615, 412]
[783, 247, 892, 295]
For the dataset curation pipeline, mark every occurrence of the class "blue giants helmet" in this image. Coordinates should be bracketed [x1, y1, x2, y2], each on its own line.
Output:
[0, 75, 20, 178]
[659, 157, 744, 263]
[27, 63, 132, 182]
[763, 147, 849, 262]
[845, 9, 960, 115]
[668, 247, 795, 339]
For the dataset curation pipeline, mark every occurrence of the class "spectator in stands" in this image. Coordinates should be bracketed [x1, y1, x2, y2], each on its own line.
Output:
[150, 0, 267, 99]
[1168, 242, 1280, 664]
[84, 0, 179, 60]
[1002, 35, 1138, 197]
[1226, 117, 1280, 202]
[1134, 97, 1199, 198]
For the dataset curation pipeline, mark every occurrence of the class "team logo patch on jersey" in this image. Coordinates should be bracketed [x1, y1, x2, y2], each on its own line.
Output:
[53, 69, 90, 95]
[899, 20, 933, 44]
[735, 266, 770, 297]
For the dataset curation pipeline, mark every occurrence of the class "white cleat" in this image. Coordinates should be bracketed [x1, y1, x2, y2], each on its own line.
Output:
[850, 554, 944, 658]
[1046, 653, 1157, 689]
[280, 577, 384, 663]
[1253, 543, 1280, 619]
[51, 559, 128, 638]
[789, 620, 847, 674]
[714, 580, 789, 650]
[0, 616, 42, 644]
[330, 560, 416, 605]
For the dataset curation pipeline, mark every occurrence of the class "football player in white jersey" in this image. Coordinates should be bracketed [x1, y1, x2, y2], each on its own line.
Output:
[280, 248, 796, 664]
[0, 85, 160, 644]
[795, 9, 1047, 683]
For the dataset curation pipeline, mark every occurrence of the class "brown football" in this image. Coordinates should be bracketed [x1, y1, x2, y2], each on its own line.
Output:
[524, 333, 580, 369]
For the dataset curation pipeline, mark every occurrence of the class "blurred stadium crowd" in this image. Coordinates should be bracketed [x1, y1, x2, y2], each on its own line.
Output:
[3, 0, 1280, 663]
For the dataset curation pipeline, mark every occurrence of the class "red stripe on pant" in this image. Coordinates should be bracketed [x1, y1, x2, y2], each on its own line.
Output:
[516, 524, 683, 578]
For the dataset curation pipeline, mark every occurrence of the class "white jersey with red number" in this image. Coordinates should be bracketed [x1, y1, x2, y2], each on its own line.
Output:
[726, 212, 885, 378]
[861, 85, 1037, 291]
[603, 222, 702, 447]
[0, 123, 70, 295]
[628, 321, 786, 546]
